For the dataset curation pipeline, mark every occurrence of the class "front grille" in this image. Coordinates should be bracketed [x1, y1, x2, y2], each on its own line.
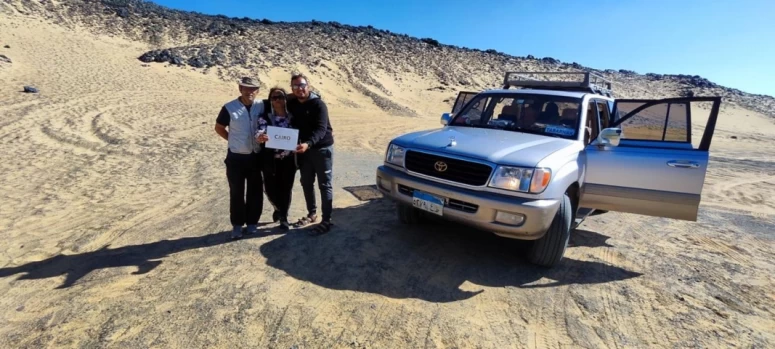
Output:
[397, 184, 479, 213]
[448, 199, 478, 213]
[404, 150, 493, 186]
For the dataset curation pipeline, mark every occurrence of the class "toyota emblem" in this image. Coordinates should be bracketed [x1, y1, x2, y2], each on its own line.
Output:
[434, 161, 448, 172]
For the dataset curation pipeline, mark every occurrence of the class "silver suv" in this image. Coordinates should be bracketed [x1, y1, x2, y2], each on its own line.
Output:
[375, 71, 721, 267]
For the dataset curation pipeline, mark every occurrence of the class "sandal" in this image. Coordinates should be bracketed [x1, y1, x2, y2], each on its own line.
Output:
[292, 215, 317, 228]
[308, 221, 334, 236]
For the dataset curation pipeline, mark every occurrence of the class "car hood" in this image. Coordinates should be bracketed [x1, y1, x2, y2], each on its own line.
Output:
[393, 126, 575, 167]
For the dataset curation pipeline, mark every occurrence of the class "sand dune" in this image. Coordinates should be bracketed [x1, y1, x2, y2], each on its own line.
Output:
[1, 8, 774, 349]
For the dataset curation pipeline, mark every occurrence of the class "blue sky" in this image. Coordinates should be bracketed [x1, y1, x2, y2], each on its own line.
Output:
[151, 0, 774, 97]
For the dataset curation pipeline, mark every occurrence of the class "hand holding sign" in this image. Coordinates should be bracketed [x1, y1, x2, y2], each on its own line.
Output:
[265, 126, 299, 151]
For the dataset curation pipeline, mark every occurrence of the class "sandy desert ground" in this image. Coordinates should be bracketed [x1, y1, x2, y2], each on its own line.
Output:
[1, 15, 774, 349]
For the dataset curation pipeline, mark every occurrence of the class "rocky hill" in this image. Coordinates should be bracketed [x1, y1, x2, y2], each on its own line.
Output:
[4, 0, 774, 118]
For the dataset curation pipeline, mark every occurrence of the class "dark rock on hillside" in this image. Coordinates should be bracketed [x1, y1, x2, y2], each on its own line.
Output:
[23, 86, 38, 93]
[0, 54, 11, 63]
[10, 0, 775, 118]
[646, 73, 664, 80]
[138, 49, 184, 65]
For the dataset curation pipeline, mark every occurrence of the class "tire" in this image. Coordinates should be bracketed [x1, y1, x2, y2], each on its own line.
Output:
[527, 192, 572, 267]
[397, 203, 423, 224]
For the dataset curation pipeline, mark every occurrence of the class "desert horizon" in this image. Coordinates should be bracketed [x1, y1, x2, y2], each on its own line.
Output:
[1, 1, 773, 348]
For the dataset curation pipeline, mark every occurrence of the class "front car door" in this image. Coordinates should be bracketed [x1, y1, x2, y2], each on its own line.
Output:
[579, 97, 721, 221]
[451, 91, 479, 114]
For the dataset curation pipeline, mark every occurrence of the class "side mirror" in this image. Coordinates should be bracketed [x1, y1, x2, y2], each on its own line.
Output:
[597, 128, 622, 147]
[441, 112, 453, 126]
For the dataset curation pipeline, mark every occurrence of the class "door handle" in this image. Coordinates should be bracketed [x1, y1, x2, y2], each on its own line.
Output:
[667, 160, 700, 168]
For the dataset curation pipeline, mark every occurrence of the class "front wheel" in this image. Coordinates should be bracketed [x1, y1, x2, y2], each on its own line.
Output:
[527, 193, 572, 267]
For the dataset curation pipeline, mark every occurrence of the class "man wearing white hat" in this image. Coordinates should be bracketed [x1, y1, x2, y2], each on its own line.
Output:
[215, 77, 266, 239]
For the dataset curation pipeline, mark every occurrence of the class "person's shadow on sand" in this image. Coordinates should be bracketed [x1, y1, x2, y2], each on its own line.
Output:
[0, 230, 258, 289]
[0, 198, 641, 302]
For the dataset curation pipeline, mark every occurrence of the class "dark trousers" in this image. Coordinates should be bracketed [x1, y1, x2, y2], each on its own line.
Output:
[262, 155, 297, 219]
[225, 151, 263, 227]
[298, 145, 334, 222]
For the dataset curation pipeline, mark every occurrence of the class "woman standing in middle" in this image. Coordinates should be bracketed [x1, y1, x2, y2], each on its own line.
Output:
[256, 87, 297, 230]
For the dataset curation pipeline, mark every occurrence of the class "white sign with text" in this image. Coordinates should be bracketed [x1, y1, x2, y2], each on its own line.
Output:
[265, 126, 299, 151]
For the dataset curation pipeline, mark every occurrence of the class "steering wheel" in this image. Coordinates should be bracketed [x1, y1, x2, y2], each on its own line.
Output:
[559, 119, 575, 127]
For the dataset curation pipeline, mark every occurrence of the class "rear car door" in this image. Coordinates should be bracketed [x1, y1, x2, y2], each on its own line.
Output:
[580, 97, 721, 221]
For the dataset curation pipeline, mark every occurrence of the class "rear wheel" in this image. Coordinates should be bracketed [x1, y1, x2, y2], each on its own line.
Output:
[527, 192, 572, 267]
[397, 203, 424, 224]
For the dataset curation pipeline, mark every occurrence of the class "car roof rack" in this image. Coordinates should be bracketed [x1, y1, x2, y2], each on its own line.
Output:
[502, 71, 614, 97]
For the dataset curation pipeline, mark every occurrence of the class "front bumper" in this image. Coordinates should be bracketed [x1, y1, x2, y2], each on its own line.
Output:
[376, 165, 560, 240]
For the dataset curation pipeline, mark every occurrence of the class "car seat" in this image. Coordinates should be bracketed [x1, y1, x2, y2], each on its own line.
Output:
[559, 108, 578, 127]
[498, 103, 519, 122]
[538, 102, 561, 124]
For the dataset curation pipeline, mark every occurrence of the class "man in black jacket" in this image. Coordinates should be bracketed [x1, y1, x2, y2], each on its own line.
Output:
[288, 73, 335, 234]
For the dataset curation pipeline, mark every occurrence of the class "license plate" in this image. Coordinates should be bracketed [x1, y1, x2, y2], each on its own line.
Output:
[412, 190, 444, 216]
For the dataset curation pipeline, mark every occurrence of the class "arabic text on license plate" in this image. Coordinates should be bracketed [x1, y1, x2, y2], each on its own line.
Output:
[412, 190, 444, 216]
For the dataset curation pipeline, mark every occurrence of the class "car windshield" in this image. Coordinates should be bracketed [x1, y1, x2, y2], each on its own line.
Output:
[449, 93, 582, 139]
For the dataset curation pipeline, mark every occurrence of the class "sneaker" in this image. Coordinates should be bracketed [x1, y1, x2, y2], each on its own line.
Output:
[279, 218, 290, 231]
[246, 224, 258, 235]
[272, 210, 280, 223]
[230, 225, 243, 240]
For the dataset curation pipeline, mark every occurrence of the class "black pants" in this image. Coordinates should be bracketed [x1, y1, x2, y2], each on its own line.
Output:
[225, 151, 263, 227]
[298, 145, 334, 222]
[262, 155, 297, 220]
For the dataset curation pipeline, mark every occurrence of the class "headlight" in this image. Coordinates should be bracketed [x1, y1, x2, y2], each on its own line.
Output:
[489, 166, 551, 193]
[385, 143, 406, 167]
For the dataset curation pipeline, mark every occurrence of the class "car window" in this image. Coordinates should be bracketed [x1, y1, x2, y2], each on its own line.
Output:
[451, 96, 490, 125]
[450, 93, 583, 139]
[452, 92, 478, 114]
[615, 101, 690, 142]
[663, 103, 689, 142]
[586, 102, 600, 144]
[597, 100, 611, 129]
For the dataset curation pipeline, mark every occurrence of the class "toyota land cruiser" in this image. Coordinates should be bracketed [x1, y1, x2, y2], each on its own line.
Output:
[375, 71, 721, 267]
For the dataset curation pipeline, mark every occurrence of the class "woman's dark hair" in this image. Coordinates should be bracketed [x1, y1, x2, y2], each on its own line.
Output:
[266, 86, 290, 116]
[268, 86, 288, 100]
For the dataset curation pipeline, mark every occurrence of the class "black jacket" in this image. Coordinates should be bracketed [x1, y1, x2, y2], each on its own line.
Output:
[287, 92, 334, 149]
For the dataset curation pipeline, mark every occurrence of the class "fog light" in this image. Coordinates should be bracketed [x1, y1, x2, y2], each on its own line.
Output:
[378, 177, 392, 191]
[495, 211, 526, 226]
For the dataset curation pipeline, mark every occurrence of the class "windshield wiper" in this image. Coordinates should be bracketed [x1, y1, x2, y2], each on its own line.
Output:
[455, 123, 492, 129]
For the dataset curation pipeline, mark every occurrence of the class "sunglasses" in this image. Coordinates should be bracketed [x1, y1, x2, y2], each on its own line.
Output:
[271, 95, 285, 101]
[291, 83, 308, 90]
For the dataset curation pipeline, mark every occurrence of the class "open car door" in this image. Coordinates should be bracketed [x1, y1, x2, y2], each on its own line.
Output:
[442, 91, 479, 126]
[579, 96, 721, 221]
[452, 91, 479, 114]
